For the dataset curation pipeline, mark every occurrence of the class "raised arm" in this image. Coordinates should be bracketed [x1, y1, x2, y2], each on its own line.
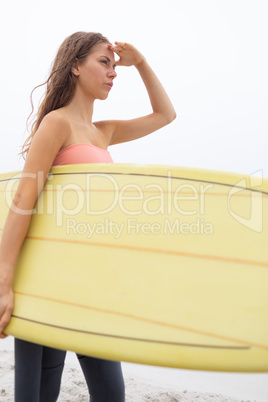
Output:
[0, 113, 69, 337]
[104, 42, 176, 145]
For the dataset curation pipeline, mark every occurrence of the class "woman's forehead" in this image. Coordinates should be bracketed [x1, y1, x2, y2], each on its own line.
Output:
[91, 42, 115, 60]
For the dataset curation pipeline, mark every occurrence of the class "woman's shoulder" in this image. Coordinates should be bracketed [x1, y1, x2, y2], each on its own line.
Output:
[41, 110, 71, 129]
[39, 110, 72, 141]
[33, 110, 72, 151]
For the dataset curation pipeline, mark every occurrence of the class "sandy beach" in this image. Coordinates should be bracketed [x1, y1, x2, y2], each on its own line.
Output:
[1, 337, 267, 401]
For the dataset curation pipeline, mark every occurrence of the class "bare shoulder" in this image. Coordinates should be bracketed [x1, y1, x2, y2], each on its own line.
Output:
[34, 110, 72, 148]
[40, 110, 71, 133]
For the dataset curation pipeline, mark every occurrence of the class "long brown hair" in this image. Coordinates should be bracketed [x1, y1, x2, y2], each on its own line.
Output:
[21, 31, 110, 158]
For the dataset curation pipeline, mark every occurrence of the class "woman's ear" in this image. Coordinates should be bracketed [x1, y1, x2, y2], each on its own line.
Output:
[71, 58, 80, 76]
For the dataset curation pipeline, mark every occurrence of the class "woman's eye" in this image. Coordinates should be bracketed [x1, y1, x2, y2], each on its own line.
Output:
[101, 60, 108, 65]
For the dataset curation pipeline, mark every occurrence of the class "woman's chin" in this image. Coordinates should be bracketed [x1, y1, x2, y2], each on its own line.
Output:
[98, 93, 109, 101]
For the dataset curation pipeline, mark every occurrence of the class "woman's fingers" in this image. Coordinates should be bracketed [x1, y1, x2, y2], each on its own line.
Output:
[0, 310, 11, 337]
[0, 291, 14, 338]
[109, 42, 127, 54]
[114, 41, 127, 48]
[109, 42, 144, 67]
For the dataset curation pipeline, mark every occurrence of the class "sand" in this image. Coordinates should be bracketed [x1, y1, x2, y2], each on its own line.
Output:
[0, 337, 267, 401]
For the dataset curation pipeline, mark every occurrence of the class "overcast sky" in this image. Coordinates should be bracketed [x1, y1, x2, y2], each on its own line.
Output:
[1, 0, 267, 178]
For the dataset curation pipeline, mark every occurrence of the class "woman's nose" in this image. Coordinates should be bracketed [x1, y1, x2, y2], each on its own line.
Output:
[108, 68, 117, 79]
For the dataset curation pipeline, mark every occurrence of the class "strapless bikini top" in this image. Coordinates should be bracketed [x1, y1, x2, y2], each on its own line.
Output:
[52, 143, 113, 166]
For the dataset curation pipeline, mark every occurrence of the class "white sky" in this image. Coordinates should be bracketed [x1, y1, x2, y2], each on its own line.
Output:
[0, 0, 267, 178]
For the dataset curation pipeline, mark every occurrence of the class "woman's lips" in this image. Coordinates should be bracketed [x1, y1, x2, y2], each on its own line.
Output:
[105, 82, 113, 89]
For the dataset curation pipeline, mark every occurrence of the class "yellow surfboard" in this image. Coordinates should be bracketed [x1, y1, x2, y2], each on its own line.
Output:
[1, 164, 268, 372]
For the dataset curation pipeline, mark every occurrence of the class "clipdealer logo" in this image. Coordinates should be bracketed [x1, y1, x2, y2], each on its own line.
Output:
[4, 169, 265, 234]
[227, 170, 263, 233]
[66, 217, 214, 239]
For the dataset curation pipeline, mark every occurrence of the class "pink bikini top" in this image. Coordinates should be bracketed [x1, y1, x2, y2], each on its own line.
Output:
[52, 143, 113, 166]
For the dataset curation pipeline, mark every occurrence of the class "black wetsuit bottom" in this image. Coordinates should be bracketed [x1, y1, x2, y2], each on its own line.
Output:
[15, 338, 125, 402]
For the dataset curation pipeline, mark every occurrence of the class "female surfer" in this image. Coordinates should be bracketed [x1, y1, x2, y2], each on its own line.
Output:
[0, 32, 176, 401]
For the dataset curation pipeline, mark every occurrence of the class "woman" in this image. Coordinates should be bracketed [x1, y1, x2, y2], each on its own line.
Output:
[0, 32, 176, 401]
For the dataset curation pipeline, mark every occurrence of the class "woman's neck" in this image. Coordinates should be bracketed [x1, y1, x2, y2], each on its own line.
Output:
[61, 89, 95, 126]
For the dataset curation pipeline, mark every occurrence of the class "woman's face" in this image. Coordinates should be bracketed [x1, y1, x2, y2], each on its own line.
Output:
[75, 42, 117, 100]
